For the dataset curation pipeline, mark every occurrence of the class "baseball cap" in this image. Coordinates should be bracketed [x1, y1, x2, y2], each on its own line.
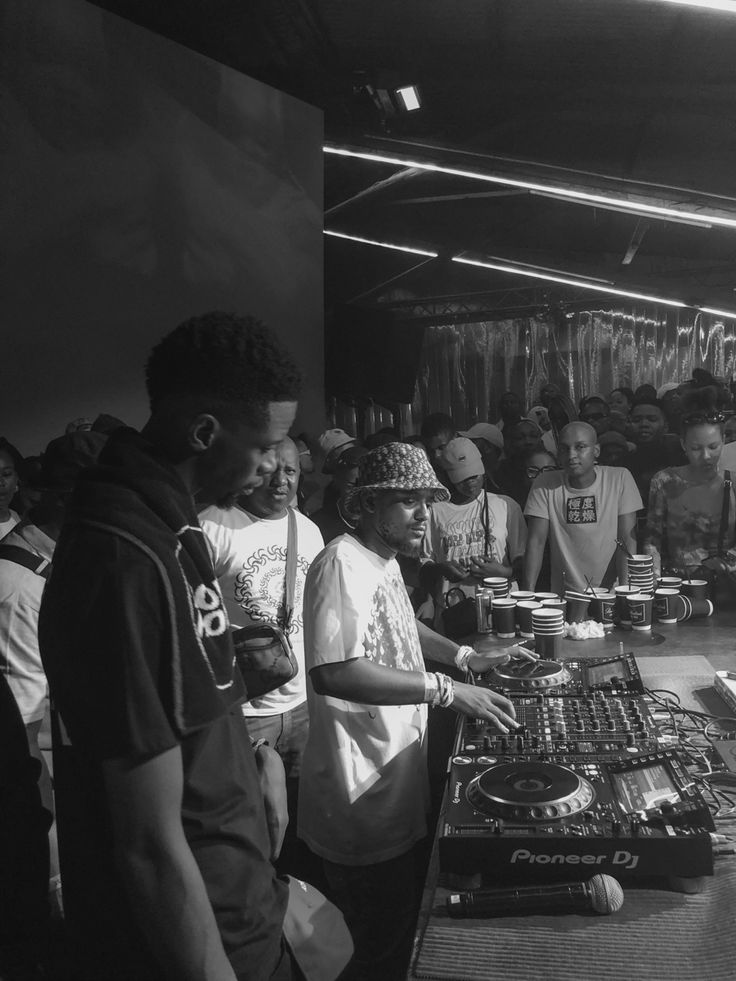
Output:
[438, 437, 485, 484]
[318, 428, 357, 474]
[461, 423, 504, 451]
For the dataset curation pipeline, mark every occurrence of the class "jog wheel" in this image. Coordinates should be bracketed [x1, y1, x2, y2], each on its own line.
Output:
[466, 761, 595, 821]
[488, 659, 571, 691]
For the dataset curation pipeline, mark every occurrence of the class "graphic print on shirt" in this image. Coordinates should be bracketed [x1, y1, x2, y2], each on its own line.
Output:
[363, 569, 420, 671]
[566, 495, 598, 524]
[233, 545, 309, 635]
[176, 526, 234, 689]
[439, 502, 499, 563]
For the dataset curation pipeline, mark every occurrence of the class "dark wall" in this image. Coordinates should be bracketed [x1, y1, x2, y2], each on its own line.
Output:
[0, 0, 324, 454]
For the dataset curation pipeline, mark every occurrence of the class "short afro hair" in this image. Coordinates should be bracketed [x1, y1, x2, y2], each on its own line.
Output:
[145, 311, 302, 424]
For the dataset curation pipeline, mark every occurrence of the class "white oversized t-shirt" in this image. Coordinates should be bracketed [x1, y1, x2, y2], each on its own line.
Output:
[199, 505, 324, 716]
[524, 466, 642, 595]
[297, 533, 429, 866]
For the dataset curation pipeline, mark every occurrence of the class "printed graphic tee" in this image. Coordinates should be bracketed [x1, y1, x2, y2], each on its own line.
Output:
[200, 505, 324, 716]
[525, 466, 642, 594]
[298, 533, 429, 865]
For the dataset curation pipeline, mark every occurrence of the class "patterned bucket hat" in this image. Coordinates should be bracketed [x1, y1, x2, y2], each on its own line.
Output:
[343, 442, 450, 517]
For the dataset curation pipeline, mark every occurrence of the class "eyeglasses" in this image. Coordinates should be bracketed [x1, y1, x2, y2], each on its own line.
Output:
[526, 465, 559, 479]
[682, 412, 726, 427]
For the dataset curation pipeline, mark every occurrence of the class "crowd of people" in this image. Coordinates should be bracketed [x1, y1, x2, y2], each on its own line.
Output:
[2, 314, 736, 981]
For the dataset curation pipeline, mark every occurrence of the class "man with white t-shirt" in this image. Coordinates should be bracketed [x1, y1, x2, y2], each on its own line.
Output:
[298, 442, 535, 981]
[199, 437, 323, 864]
[523, 421, 642, 594]
[419, 437, 527, 621]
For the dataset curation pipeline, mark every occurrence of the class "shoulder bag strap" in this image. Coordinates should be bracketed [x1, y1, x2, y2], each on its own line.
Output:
[281, 508, 298, 631]
[0, 544, 51, 580]
[719, 470, 732, 555]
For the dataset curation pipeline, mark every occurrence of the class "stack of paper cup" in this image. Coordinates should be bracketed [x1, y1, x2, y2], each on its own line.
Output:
[532, 607, 565, 660]
[516, 600, 542, 639]
[627, 554, 655, 594]
[483, 577, 510, 599]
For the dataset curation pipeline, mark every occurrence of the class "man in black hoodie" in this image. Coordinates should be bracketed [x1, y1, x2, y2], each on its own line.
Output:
[39, 312, 300, 981]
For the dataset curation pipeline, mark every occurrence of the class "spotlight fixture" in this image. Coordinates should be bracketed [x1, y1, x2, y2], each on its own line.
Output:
[653, 0, 736, 11]
[395, 85, 422, 112]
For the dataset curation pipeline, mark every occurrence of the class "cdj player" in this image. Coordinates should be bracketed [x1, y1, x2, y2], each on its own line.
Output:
[438, 652, 715, 887]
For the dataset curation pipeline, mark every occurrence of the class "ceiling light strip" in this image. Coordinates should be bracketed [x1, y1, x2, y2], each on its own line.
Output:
[655, 0, 736, 12]
[324, 228, 736, 316]
[451, 256, 687, 307]
[324, 145, 736, 229]
[324, 228, 438, 257]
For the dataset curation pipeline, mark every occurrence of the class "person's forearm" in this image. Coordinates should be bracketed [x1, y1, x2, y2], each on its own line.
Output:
[416, 619, 462, 666]
[115, 833, 237, 981]
[310, 656, 429, 704]
[523, 540, 544, 590]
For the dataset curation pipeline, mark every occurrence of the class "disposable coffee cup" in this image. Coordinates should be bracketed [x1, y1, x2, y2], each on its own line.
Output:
[541, 598, 567, 616]
[510, 590, 536, 603]
[534, 631, 563, 660]
[654, 588, 679, 624]
[516, 600, 541, 638]
[628, 554, 654, 566]
[658, 577, 682, 591]
[628, 593, 653, 631]
[565, 593, 592, 623]
[590, 593, 616, 629]
[533, 592, 559, 602]
[491, 598, 517, 638]
[614, 586, 636, 626]
[681, 579, 709, 601]
[675, 595, 713, 621]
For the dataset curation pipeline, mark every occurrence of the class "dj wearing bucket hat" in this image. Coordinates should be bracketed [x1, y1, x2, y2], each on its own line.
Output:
[298, 441, 534, 981]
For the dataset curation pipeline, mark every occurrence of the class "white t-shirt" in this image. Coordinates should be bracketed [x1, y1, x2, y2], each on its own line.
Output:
[719, 442, 736, 473]
[424, 491, 527, 600]
[199, 505, 324, 716]
[524, 466, 642, 595]
[297, 533, 429, 866]
[0, 510, 20, 540]
[0, 523, 54, 723]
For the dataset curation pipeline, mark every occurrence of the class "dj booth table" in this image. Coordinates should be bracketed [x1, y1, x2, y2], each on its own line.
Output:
[408, 612, 736, 981]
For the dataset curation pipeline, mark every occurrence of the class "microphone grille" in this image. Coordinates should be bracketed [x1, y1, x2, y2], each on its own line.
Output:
[588, 874, 624, 914]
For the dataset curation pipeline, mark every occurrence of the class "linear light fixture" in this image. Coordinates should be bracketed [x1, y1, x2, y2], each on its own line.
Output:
[324, 228, 438, 257]
[451, 255, 688, 308]
[653, 0, 736, 11]
[324, 228, 736, 315]
[324, 145, 736, 229]
[699, 306, 736, 319]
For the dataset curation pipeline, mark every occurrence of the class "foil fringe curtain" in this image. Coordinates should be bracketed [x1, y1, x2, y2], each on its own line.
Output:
[412, 307, 736, 429]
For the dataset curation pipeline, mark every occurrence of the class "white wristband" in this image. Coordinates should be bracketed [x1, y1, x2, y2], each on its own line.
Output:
[423, 671, 439, 706]
[454, 645, 475, 672]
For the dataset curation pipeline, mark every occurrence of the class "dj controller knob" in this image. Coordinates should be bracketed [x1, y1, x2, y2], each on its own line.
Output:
[626, 733, 636, 747]
[583, 810, 594, 822]
[607, 720, 616, 731]
[515, 735, 525, 750]
[575, 720, 585, 732]
[590, 720, 601, 732]
[631, 818, 641, 834]
[611, 820, 621, 835]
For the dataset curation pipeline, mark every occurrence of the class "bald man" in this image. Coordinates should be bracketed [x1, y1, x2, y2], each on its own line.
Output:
[523, 422, 642, 594]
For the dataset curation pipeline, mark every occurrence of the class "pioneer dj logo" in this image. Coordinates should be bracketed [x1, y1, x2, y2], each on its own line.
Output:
[510, 848, 640, 870]
[452, 781, 462, 805]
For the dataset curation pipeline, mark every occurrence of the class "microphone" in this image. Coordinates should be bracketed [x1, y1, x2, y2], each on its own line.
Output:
[446, 874, 624, 918]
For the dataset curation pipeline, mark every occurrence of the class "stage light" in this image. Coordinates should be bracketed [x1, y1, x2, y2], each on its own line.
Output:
[324, 229, 438, 257]
[324, 146, 736, 229]
[395, 85, 421, 112]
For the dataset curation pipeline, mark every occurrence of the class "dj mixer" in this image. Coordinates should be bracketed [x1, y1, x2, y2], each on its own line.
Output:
[439, 654, 716, 885]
